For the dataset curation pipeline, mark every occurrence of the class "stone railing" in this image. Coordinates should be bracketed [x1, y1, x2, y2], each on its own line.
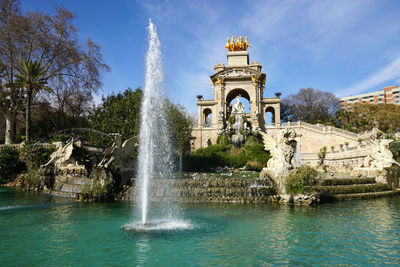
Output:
[264, 121, 359, 141]
[301, 144, 370, 168]
[324, 145, 369, 168]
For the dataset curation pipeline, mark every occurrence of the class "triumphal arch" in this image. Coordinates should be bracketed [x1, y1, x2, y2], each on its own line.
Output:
[191, 36, 281, 150]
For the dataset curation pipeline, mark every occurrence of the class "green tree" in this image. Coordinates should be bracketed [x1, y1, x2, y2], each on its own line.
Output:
[0, 146, 25, 183]
[335, 103, 400, 133]
[9, 60, 49, 141]
[164, 99, 193, 170]
[0, 0, 109, 143]
[88, 88, 143, 145]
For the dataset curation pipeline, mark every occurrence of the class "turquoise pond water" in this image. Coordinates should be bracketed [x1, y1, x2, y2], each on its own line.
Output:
[1, 187, 400, 266]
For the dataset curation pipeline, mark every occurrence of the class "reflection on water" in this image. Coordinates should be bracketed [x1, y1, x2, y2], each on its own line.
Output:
[1, 187, 400, 266]
[136, 235, 150, 266]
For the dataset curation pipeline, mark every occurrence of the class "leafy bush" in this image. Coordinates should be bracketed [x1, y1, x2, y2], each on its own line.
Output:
[389, 141, 400, 163]
[72, 146, 94, 172]
[244, 135, 259, 147]
[81, 180, 107, 197]
[245, 160, 265, 171]
[245, 143, 270, 163]
[19, 143, 55, 168]
[0, 147, 25, 183]
[184, 143, 271, 172]
[20, 164, 42, 188]
[285, 166, 319, 195]
[217, 134, 231, 145]
[384, 165, 400, 189]
[49, 134, 70, 143]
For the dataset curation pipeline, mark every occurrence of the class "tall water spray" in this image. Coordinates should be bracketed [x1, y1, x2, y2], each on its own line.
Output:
[136, 19, 174, 225]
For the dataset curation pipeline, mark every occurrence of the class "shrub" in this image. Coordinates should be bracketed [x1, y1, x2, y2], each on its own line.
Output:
[184, 143, 270, 172]
[0, 147, 25, 183]
[19, 143, 55, 168]
[384, 165, 400, 188]
[389, 141, 400, 163]
[285, 166, 319, 195]
[245, 160, 265, 171]
[81, 180, 107, 197]
[217, 134, 231, 145]
[228, 115, 235, 124]
[227, 154, 247, 168]
[244, 135, 259, 147]
[20, 164, 42, 188]
[72, 146, 94, 172]
[245, 143, 271, 164]
[49, 134, 70, 143]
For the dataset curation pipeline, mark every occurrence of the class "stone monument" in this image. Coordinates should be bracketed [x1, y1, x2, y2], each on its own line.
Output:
[259, 129, 297, 194]
[191, 36, 281, 150]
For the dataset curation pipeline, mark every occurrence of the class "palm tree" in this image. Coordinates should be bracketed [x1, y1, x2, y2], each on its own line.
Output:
[11, 60, 49, 142]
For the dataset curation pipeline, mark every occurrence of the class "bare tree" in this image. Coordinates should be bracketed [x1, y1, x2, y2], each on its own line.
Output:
[282, 88, 339, 123]
[0, 0, 109, 143]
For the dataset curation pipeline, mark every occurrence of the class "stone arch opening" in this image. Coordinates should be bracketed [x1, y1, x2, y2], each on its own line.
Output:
[289, 139, 299, 165]
[289, 140, 297, 153]
[265, 106, 275, 124]
[203, 108, 212, 127]
[226, 88, 251, 115]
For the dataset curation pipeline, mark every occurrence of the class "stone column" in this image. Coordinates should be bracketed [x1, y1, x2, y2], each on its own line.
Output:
[251, 75, 261, 129]
[275, 104, 281, 125]
[216, 78, 225, 130]
[197, 104, 203, 129]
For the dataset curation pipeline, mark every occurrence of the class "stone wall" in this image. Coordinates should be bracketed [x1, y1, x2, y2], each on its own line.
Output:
[117, 178, 277, 203]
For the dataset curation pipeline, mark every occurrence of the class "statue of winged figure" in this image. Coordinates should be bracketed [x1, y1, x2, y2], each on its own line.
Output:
[98, 135, 138, 169]
[259, 129, 296, 193]
[361, 138, 399, 170]
[43, 140, 75, 168]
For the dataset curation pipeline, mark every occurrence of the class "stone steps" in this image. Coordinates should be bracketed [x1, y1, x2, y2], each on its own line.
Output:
[47, 190, 76, 198]
[53, 182, 89, 194]
[55, 175, 91, 185]
[316, 177, 399, 202]
[117, 178, 277, 203]
[330, 190, 400, 200]
[320, 177, 376, 186]
[313, 183, 391, 195]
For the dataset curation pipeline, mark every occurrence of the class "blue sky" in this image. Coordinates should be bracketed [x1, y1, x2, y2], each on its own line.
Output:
[21, 0, 400, 114]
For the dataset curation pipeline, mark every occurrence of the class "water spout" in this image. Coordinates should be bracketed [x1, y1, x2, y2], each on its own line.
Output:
[136, 19, 171, 225]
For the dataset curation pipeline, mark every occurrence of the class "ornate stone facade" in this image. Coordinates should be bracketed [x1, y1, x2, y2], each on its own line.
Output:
[192, 49, 281, 150]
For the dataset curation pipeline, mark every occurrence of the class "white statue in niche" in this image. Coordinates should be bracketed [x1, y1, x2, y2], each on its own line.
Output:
[232, 95, 245, 114]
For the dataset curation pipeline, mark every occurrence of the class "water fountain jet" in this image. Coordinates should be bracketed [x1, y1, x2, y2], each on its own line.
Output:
[122, 19, 191, 232]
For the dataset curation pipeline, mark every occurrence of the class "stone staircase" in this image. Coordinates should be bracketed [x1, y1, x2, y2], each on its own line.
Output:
[46, 175, 91, 198]
[314, 178, 400, 201]
[118, 178, 277, 203]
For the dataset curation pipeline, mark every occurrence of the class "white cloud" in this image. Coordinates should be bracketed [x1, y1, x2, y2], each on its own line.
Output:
[336, 55, 400, 97]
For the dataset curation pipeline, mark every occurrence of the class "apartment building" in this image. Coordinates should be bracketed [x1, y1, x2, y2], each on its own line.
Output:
[339, 85, 400, 111]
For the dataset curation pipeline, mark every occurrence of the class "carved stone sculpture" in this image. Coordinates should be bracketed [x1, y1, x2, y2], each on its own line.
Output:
[98, 135, 138, 169]
[259, 129, 296, 194]
[43, 140, 78, 168]
[231, 95, 245, 114]
[360, 138, 399, 171]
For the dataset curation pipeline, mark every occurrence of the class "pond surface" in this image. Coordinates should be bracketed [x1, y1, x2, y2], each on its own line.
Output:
[1, 187, 400, 266]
